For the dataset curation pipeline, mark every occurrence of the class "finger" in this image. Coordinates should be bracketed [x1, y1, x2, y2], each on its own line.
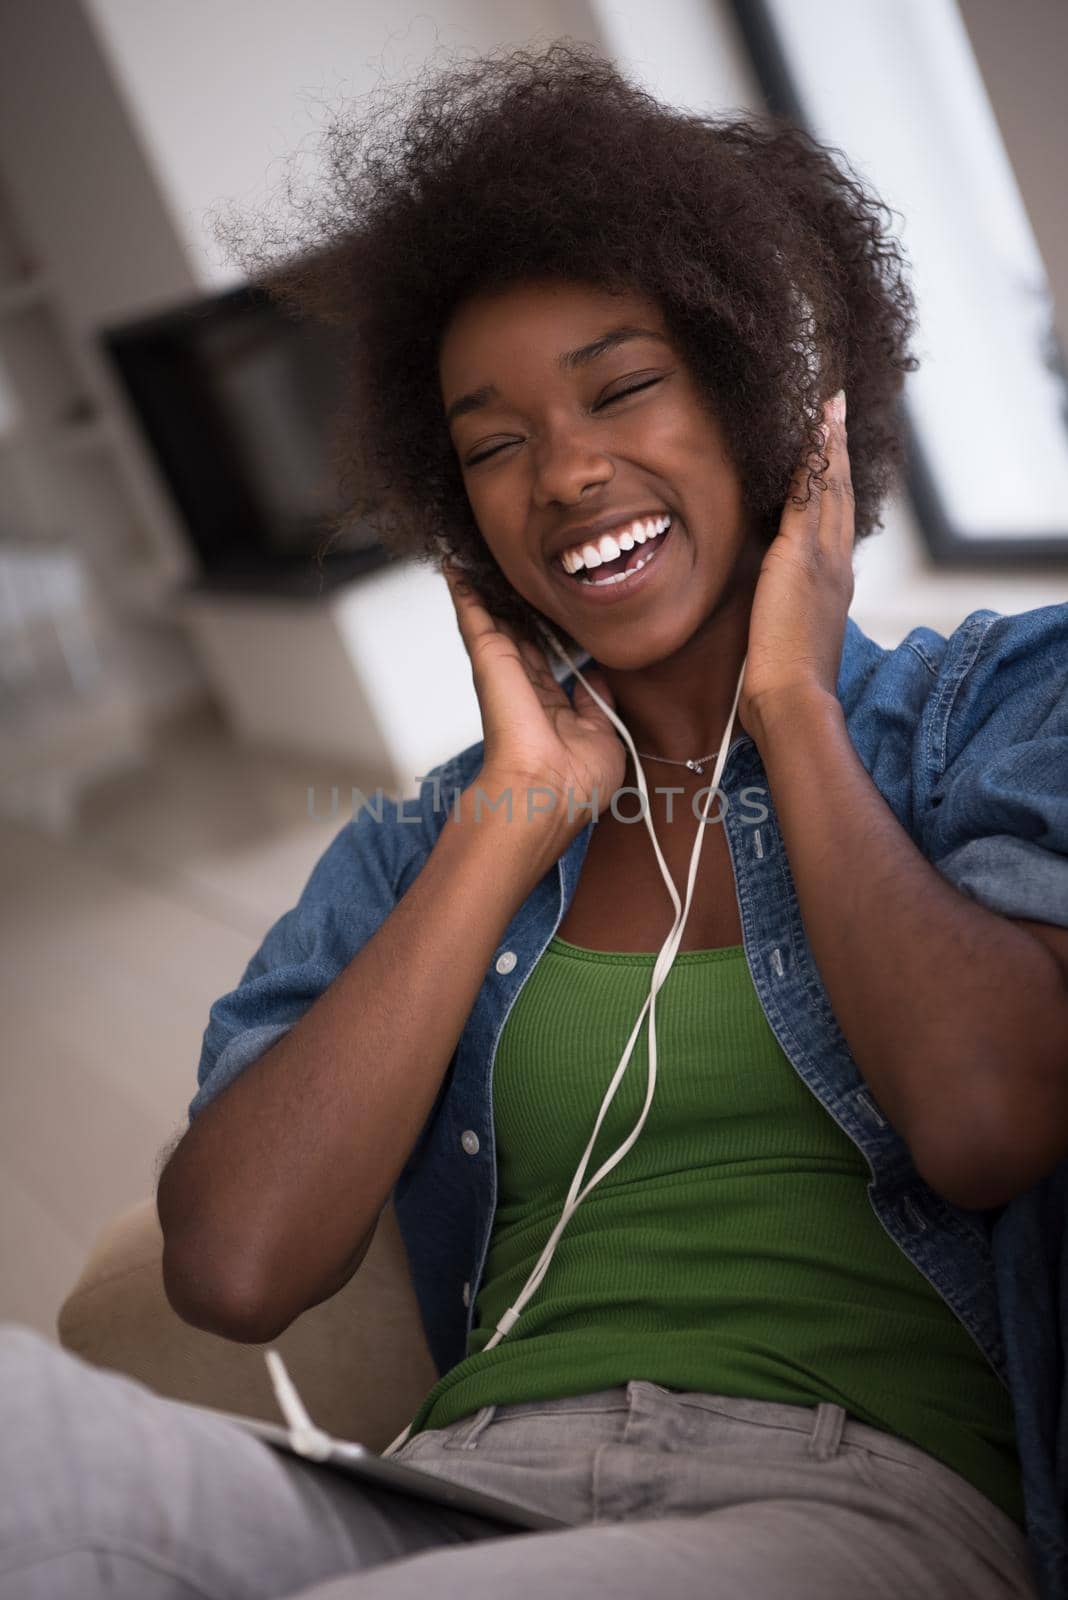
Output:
[442, 563, 545, 740]
[442, 560, 511, 624]
[444, 565, 538, 661]
[783, 392, 853, 549]
[442, 562, 506, 648]
[822, 391, 855, 550]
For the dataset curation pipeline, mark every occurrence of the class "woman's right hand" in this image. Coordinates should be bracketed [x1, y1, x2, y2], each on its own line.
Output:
[442, 561, 626, 834]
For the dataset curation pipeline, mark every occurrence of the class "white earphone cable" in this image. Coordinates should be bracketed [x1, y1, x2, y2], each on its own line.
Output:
[475, 631, 747, 1340]
[340, 627, 747, 1458]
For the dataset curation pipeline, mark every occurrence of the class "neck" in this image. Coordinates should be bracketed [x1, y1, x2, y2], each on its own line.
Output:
[594, 597, 755, 764]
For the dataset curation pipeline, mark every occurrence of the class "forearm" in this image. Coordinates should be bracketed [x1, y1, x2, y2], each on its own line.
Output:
[749, 688, 1068, 1202]
[160, 779, 567, 1340]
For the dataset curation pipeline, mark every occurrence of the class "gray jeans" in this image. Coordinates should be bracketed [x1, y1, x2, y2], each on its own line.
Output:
[0, 1323, 1038, 1598]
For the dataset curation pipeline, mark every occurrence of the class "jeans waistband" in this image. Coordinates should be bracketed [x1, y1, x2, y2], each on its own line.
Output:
[444, 1381, 995, 1486]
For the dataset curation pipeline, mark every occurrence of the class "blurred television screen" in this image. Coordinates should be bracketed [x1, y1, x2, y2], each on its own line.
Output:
[101, 282, 390, 596]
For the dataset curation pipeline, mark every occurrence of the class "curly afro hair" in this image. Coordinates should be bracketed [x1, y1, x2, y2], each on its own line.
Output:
[218, 38, 919, 644]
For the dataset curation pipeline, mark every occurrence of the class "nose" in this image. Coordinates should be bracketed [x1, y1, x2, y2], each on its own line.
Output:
[529, 417, 614, 507]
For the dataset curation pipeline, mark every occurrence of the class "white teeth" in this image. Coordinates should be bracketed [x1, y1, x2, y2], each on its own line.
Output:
[581, 548, 658, 587]
[558, 514, 671, 574]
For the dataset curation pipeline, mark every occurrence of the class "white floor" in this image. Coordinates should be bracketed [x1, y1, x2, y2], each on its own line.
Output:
[0, 700, 389, 1343]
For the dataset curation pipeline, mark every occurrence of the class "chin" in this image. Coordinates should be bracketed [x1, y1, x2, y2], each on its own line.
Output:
[572, 621, 693, 674]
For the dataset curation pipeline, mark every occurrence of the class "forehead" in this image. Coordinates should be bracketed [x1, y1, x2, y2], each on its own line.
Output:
[438, 279, 669, 388]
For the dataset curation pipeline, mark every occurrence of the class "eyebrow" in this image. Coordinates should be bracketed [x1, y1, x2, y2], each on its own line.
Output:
[444, 325, 670, 429]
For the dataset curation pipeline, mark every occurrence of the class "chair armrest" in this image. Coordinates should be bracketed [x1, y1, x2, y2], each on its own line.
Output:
[57, 1196, 439, 1450]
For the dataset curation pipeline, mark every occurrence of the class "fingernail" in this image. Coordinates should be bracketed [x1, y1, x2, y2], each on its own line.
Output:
[833, 389, 846, 423]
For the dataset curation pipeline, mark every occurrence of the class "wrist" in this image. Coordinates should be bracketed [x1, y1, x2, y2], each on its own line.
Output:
[472, 763, 590, 825]
[450, 773, 576, 870]
[746, 685, 844, 751]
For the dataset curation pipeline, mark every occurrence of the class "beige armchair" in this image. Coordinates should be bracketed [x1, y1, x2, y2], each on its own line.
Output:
[56, 1197, 440, 1450]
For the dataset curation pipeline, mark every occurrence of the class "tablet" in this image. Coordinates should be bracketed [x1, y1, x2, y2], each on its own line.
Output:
[183, 1404, 572, 1534]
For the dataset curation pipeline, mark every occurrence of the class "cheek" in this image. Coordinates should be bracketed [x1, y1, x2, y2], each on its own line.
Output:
[661, 418, 743, 517]
[462, 485, 512, 565]
[463, 499, 534, 598]
[631, 400, 715, 479]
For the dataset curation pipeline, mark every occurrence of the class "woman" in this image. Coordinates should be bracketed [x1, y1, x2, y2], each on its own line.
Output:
[3, 41, 1067, 1600]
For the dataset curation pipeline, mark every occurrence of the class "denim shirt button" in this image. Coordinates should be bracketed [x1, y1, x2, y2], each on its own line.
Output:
[461, 1129, 480, 1155]
[495, 951, 518, 975]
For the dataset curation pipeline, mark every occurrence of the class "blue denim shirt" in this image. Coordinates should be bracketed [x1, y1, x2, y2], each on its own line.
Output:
[191, 601, 1068, 1599]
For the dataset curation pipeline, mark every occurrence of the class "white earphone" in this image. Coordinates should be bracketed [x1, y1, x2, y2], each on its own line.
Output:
[373, 619, 747, 1457]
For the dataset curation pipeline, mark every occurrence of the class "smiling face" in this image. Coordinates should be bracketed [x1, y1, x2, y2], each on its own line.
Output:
[438, 278, 765, 671]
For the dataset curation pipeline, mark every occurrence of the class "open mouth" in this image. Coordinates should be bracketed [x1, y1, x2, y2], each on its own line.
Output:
[557, 516, 675, 591]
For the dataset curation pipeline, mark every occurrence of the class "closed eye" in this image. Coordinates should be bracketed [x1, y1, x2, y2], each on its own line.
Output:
[464, 377, 666, 467]
[466, 443, 516, 466]
[594, 376, 664, 410]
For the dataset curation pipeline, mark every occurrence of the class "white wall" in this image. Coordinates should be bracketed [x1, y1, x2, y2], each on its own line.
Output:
[83, 0, 603, 289]
[0, 2, 196, 329]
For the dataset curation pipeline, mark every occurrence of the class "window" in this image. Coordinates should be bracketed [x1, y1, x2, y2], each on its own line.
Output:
[731, 0, 1068, 565]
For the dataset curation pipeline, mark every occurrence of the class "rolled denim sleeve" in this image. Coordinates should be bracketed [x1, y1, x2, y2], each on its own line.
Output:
[188, 764, 456, 1125]
[920, 604, 1068, 927]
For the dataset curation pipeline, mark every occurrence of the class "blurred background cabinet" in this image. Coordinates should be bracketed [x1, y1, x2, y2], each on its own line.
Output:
[0, 170, 194, 830]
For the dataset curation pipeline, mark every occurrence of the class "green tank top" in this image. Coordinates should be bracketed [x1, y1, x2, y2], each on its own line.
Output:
[406, 937, 1023, 1526]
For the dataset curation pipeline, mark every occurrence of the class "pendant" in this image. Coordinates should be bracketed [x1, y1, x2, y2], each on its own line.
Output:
[686, 759, 705, 774]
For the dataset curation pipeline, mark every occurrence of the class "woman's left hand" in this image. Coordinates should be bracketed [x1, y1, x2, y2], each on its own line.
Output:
[739, 389, 855, 740]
